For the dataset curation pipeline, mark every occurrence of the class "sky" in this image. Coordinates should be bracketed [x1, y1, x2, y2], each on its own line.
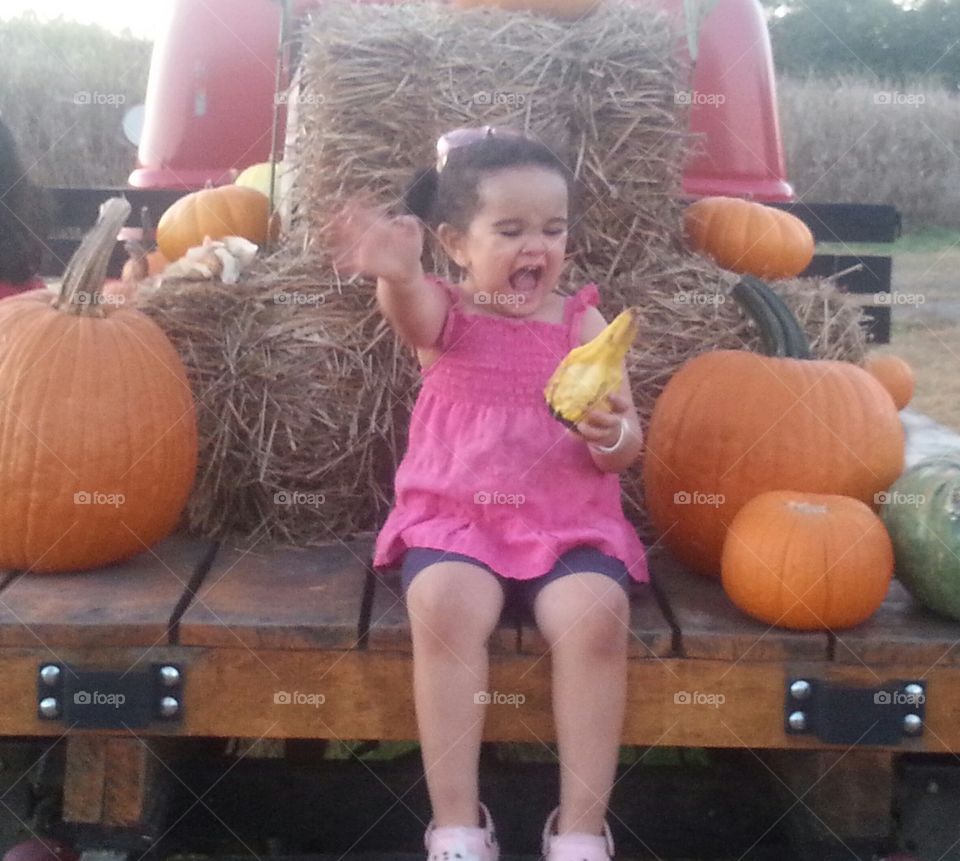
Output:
[0, 1, 167, 40]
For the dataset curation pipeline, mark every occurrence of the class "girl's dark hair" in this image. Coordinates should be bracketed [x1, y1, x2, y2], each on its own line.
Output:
[0, 117, 52, 284]
[403, 132, 575, 231]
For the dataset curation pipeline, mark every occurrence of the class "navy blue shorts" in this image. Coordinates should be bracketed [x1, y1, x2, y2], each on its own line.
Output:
[399, 545, 630, 618]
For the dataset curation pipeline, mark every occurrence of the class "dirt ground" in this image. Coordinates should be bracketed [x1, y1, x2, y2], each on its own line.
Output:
[869, 245, 960, 431]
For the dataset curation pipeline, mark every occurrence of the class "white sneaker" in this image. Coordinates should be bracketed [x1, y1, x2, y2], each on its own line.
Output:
[425, 802, 499, 861]
[541, 806, 615, 861]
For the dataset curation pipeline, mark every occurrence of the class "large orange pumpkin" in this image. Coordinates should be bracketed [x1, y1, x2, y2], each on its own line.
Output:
[722, 491, 893, 630]
[643, 277, 904, 576]
[684, 196, 815, 280]
[157, 185, 269, 263]
[864, 353, 915, 410]
[0, 199, 198, 573]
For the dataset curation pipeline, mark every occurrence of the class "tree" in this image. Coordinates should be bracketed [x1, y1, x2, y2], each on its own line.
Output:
[757, 0, 960, 85]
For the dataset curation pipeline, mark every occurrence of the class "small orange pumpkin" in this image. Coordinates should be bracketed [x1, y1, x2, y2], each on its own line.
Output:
[157, 185, 269, 263]
[864, 353, 915, 410]
[684, 196, 815, 280]
[721, 490, 893, 630]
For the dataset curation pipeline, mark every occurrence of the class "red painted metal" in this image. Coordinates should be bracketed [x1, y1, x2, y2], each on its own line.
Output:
[129, 0, 793, 201]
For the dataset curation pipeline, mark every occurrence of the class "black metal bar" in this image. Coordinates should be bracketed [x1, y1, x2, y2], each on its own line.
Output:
[47, 187, 189, 230]
[803, 255, 893, 294]
[767, 202, 901, 244]
[39, 239, 127, 279]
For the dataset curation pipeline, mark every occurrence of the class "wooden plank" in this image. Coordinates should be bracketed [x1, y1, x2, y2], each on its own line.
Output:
[62, 736, 106, 823]
[6, 646, 960, 751]
[650, 550, 831, 662]
[366, 571, 519, 654]
[760, 750, 895, 845]
[63, 736, 167, 828]
[0, 534, 215, 648]
[833, 579, 960, 667]
[518, 581, 675, 658]
[178, 536, 370, 650]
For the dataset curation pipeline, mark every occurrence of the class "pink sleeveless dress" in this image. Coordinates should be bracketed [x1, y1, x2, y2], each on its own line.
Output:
[373, 279, 649, 583]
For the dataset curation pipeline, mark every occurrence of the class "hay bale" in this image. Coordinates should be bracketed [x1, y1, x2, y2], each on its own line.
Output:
[139, 244, 867, 546]
[291, 0, 689, 281]
[139, 255, 415, 543]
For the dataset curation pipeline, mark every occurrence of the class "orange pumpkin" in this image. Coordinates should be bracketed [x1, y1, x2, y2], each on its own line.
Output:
[722, 491, 893, 630]
[0, 199, 198, 572]
[643, 277, 904, 576]
[684, 196, 815, 280]
[864, 353, 914, 410]
[157, 185, 269, 263]
[452, 0, 601, 18]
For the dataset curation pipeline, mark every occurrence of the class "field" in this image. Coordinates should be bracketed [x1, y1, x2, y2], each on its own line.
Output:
[778, 75, 960, 231]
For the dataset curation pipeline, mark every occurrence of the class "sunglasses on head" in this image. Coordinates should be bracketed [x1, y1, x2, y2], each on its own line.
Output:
[435, 126, 525, 172]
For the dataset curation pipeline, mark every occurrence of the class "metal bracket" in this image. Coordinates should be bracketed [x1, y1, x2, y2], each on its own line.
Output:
[785, 677, 925, 745]
[37, 663, 184, 729]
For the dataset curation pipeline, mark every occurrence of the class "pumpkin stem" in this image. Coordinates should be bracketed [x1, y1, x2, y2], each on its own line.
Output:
[731, 277, 787, 357]
[55, 197, 131, 317]
[748, 276, 812, 359]
[740, 275, 813, 359]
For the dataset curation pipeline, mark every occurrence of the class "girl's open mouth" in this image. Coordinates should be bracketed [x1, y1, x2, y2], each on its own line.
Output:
[508, 265, 543, 294]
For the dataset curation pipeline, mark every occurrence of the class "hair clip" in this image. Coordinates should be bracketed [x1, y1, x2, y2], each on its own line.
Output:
[435, 126, 519, 172]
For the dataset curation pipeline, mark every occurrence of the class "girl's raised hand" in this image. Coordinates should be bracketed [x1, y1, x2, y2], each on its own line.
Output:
[331, 201, 424, 286]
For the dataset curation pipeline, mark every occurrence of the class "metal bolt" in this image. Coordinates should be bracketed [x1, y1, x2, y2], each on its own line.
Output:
[788, 711, 808, 732]
[38, 697, 60, 719]
[158, 696, 180, 718]
[903, 713, 923, 735]
[39, 665, 61, 687]
[158, 666, 181, 687]
[904, 683, 924, 698]
[789, 679, 812, 701]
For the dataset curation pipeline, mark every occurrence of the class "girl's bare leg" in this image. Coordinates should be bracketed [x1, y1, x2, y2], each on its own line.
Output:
[533, 572, 630, 835]
[407, 561, 505, 827]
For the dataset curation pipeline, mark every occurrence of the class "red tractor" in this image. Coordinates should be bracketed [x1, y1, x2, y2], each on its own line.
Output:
[128, 0, 794, 201]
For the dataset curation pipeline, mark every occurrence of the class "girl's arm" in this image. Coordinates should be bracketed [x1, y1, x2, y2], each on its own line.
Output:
[332, 205, 448, 349]
[570, 306, 644, 473]
[375, 267, 448, 350]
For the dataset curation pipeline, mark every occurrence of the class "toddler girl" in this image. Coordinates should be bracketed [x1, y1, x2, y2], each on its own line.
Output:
[334, 127, 648, 861]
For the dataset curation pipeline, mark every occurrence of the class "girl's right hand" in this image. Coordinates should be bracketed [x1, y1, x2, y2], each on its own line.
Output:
[331, 202, 425, 286]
